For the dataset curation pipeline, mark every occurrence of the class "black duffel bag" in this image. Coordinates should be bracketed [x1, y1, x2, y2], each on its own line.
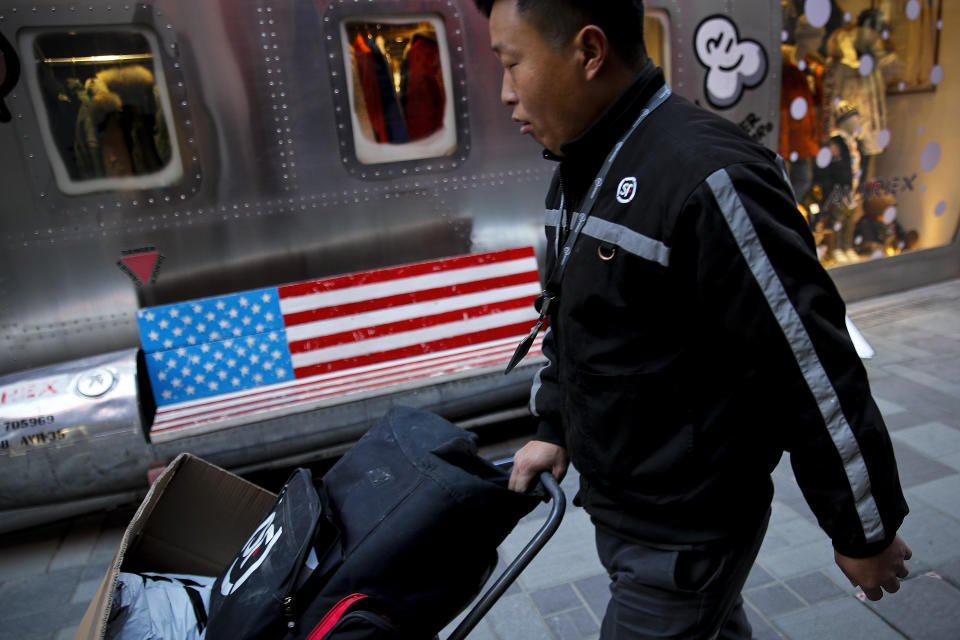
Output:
[206, 406, 541, 640]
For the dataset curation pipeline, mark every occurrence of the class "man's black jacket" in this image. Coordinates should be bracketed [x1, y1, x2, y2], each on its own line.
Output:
[529, 62, 907, 557]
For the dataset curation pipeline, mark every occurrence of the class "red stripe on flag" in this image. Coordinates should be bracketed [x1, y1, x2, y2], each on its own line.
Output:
[287, 296, 536, 354]
[154, 341, 519, 418]
[293, 321, 535, 379]
[281, 271, 540, 327]
[152, 353, 516, 434]
[277, 247, 535, 299]
[151, 342, 543, 434]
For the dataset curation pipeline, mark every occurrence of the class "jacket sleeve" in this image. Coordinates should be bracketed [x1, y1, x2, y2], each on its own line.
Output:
[679, 159, 907, 558]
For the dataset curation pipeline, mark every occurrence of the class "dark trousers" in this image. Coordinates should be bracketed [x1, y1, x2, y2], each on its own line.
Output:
[595, 508, 770, 640]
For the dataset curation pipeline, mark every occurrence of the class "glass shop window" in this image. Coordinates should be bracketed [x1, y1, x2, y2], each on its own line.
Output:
[341, 15, 457, 165]
[779, 0, 955, 268]
[19, 27, 182, 195]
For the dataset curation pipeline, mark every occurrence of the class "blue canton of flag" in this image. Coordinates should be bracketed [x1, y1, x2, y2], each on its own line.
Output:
[137, 288, 295, 406]
[137, 288, 286, 352]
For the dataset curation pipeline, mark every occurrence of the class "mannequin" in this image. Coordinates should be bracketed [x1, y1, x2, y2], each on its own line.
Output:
[823, 10, 899, 165]
[816, 101, 863, 264]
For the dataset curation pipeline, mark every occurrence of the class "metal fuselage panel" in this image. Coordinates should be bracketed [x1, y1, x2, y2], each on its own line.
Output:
[0, 0, 784, 377]
[0, 349, 149, 508]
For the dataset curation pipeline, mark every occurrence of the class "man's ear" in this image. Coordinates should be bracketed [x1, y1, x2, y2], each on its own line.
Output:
[574, 25, 609, 81]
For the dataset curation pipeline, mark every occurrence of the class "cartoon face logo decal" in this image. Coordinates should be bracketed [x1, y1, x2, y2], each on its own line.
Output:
[694, 15, 767, 110]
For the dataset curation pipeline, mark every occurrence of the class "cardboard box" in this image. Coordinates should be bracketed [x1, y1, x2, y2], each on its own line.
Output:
[74, 453, 277, 640]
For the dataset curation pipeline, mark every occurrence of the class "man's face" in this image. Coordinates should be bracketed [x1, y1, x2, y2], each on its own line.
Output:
[489, 0, 589, 155]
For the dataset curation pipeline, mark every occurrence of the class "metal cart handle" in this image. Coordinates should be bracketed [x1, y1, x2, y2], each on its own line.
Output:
[446, 471, 566, 640]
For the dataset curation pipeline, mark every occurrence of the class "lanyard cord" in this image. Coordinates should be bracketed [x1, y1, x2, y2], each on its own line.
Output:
[551, 83, 671, 284]
[505, 83, 672, 374]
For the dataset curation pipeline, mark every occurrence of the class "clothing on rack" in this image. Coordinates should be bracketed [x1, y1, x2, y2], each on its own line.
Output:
[401, 33, 445, 141]
[779, 59, 822, 161]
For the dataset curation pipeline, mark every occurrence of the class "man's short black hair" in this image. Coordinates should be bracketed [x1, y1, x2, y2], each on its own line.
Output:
[475, 0, 647, 67]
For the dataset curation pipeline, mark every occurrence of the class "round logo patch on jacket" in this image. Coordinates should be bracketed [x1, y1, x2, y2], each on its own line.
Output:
[617, 177, 638, 203]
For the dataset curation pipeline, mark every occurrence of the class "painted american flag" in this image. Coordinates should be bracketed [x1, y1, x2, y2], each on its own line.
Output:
[137, 247, 544, 439]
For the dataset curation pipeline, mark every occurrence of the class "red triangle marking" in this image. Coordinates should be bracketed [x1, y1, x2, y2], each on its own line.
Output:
[121, 251, 159, 284]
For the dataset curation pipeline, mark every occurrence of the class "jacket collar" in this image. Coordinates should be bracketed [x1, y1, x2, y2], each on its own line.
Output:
[545, 61, 666, 203]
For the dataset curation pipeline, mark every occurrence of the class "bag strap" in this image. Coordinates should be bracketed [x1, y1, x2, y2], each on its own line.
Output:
[280, 478, 336, 634]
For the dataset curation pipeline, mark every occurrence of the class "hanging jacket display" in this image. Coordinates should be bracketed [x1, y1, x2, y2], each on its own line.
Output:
[779, 59, 822, 161]
[401, 33, 445, 141]
[351, 35, 389, 144]
[71, 65, 169, 180]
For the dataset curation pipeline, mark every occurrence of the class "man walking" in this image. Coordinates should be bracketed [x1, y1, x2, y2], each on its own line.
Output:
[474, 1, 912, 638]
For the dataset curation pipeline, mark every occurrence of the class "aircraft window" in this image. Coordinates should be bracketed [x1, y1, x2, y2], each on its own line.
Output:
[19, 27, 183, 195]
[340, 15, 457, 165]
[645, 9, 672, 86]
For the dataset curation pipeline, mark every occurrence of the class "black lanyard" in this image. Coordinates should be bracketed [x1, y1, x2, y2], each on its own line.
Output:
[504, 83, 671, 374]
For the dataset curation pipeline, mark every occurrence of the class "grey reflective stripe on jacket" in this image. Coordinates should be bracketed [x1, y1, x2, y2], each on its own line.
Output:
[545, 209, 671, 267]
[528, 326, 551, 417]
[706, 168, 886, 543]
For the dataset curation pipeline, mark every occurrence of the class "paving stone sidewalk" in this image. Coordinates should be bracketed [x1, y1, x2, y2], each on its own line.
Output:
[2, 279, 960, 640]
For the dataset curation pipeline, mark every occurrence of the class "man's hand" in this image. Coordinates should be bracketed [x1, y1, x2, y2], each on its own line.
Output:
[835, 535, 912, 601]
[508, 440, 569, 492]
